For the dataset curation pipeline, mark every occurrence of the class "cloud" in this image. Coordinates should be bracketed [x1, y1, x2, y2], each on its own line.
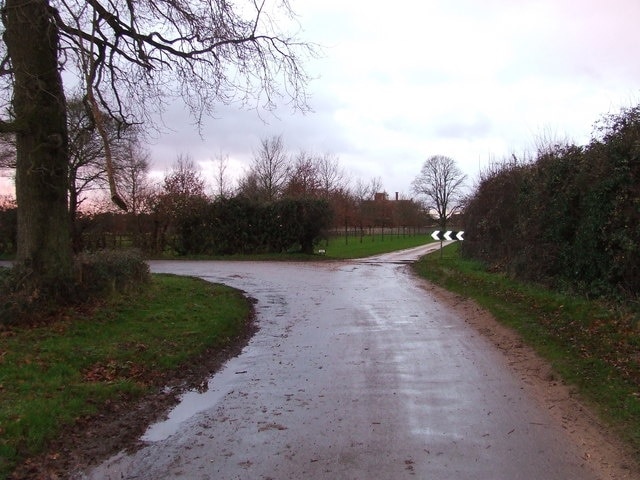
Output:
[121, 1, 629, 198]
[6, 0, 636, 201]
[432, 115, 494, 140]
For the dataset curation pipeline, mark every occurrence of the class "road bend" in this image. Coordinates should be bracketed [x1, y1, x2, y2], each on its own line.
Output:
[79, 244, 598, 479]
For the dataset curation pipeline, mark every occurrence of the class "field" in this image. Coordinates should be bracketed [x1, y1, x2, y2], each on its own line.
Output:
[320, 233, 435, 259]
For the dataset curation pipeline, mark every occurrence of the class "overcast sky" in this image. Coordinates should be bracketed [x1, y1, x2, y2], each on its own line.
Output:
[2, 0, 640, 198]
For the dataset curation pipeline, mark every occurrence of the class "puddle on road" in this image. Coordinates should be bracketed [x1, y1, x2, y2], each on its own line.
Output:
[142, 362, 246, 442]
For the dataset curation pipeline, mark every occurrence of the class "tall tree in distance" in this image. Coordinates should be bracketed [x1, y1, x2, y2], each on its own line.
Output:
[316, 153, 346, 199]
[0, 97, 145, 251]
[150, 155, 208, 253]
[67, 98, 146, 249]
[116, 138, 151, 216]
[161, 155, 208, 218]
[211, 151, 234, 199]
[248, 135, 290, 202]
[284, 150, 319, 198]
[0, 0, 313, 296]
[412, 155, 467, 231]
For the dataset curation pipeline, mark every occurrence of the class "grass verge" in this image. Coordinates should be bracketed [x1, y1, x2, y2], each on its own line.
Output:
[0, 273, 252, 479]
[320, 234, 435, 259]
[412, 243, 640, 459]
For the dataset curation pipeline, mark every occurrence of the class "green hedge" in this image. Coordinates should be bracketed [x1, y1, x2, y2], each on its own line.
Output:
[174, 197, 333, 255]
[1, 250, 150, 324]
[76, 249, 150, 295]
[463, 105, 640, 299]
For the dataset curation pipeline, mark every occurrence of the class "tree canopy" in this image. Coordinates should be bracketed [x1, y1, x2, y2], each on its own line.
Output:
[0, 0, 314, 132]
[0, 0, 313, 297]
[411, 155, 466, 230]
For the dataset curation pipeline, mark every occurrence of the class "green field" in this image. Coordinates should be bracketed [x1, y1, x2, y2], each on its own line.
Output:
[319, 233, 435, 259]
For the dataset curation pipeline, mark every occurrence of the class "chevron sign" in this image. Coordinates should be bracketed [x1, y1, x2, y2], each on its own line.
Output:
[431, 230, 464, 241]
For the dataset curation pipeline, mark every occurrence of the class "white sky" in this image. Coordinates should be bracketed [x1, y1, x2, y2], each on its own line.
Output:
[2, 0, 640, 198]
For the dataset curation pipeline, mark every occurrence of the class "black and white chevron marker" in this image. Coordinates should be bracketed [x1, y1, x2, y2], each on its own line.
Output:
[431, 230, 464, 241]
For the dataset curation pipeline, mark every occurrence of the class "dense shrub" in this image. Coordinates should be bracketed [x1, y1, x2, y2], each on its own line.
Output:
[0, 250, 150, 324]
[76, 249, 150, 295]
[463, 105, 640, 299]
[0, 262, 78, 324]
[173, 196, 333, 255]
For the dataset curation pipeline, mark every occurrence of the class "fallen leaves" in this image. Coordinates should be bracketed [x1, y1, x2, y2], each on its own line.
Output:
[82, 359, 147, 383]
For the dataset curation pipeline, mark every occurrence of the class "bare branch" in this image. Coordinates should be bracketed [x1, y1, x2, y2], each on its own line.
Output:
[44, 0, 314, 130]
[412, 155, 467, 229]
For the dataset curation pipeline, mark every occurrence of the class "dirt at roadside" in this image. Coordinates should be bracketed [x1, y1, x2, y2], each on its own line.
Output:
[420, 280, 640, 480]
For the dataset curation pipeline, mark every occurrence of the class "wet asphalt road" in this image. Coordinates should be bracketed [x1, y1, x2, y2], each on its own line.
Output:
[80, 244, 598, 479]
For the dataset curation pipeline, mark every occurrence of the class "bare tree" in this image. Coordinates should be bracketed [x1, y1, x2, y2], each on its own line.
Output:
[248, 134, 290, 201]
[411, 155, 467, 231]
[316, 153, 346, 198]
[283, 151, 346, 200]
[211, 151, 234, 199]
[349, 176, 384, 232]
[0, 0, 313, 294]
[67, 98, 143, 220]
[284, 150, 319, 198]
[0, 97, 136, 216]
[67, 98, 106, 220]
[352, 178, 372, 203]
[149, 155, 208, 252]
[116, 139, 152, 216]
[162, 155, 207, 205]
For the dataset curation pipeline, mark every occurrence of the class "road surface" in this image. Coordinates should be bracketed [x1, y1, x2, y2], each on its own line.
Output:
[78, 244, 600, 479]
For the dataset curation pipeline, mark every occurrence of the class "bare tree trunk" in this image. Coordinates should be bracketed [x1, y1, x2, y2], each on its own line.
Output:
[3, 0, 73, 290]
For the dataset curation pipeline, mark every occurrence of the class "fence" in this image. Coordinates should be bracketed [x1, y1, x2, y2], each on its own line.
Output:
[327, 226, 435, 242]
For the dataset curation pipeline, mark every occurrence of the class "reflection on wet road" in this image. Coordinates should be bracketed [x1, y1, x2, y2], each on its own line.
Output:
[80, 244, 598, 479]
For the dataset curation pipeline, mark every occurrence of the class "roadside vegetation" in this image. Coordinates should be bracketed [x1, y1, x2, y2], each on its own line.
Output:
[463, 104, 640, 301]
[413, 243, 640, 459]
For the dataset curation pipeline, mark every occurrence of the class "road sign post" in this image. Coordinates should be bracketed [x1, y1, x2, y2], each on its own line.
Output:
[431, 230, 464, 241]
[431, 230, 465, 259]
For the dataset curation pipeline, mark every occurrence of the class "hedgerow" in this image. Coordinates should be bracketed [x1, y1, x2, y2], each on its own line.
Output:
[173, 196, 332, 255]
[463, 105, 640, 300]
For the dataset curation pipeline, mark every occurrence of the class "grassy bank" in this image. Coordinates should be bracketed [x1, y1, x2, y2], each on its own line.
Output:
[412, 243, 640, 458]
[0, 274, 252, 478]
